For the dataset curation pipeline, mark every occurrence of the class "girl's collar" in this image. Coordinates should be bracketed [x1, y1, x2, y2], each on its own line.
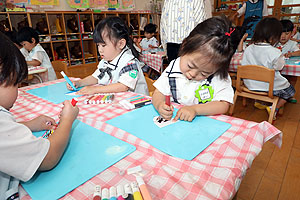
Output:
[104, 47, 130, 69]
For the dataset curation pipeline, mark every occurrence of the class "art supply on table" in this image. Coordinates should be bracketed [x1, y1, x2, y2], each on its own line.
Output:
[124, 184, 134, 200]
[130, 182, 143, 200]
[21, 120, 136, 200]
[119, 95, 151, 110]
[136, 176, 152, 200]
[109, 186, 117, 200]
[102, 188, 109, 200]
[165, 95, 170, 106]
[61, 71, 77, 91]
[93, 185, 102, 200]
[127, 166, 142, 175]
[106, 105, 231, 160]
[117, 185, 126, 200]
[84, 94, 114, 104]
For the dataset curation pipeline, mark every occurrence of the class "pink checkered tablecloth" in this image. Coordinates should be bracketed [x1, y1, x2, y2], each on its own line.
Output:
[141, 51, 166, 73]
[229, 53, 300, 76]
[11, 79, 282, 200]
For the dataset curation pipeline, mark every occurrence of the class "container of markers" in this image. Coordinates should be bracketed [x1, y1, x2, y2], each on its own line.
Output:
[84, 93, 114, 104]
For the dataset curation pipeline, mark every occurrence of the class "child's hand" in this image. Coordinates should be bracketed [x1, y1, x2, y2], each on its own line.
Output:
[158, 102, 173, 120]
[59, 100, 79, 123]
[76, 86, 98, 95]
[174, 106, 196, 122]
[242, 33, 248, 41]
[25, 115, 56, 132]
[66, 80, 79, 91]
[284, 52, 292, 58]
[148, 45, 156, 49]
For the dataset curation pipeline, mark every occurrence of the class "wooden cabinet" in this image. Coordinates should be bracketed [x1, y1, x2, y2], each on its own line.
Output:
[0, 11, 161, 70]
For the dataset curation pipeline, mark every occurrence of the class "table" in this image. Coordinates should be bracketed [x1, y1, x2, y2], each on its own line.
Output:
[28, 66, 48, 83]
[229, 53, 300, 76]
[12, 79, 282, 200]
[141, 51, 166, 73]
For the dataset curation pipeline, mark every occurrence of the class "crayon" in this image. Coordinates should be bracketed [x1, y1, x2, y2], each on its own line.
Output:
[136, 176, 152, 200]
[134, 100, 152, 108]
[61, 71, 77, 91]
[124, 184, 134, 200]
[110, 186, 117, 200]
[102, 188, 109, 200]
[130, 182, 143, 200]
[130, 97, 146, 103]
[117, 185, 126, 200]
[93, 185, 101, 200]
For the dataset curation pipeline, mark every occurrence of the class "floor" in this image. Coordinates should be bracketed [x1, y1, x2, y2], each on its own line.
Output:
[233, 78, 300, 200]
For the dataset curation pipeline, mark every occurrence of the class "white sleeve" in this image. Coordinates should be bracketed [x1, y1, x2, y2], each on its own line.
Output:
[291, 42, 300, 52]
[273, 54, 285, 71]
[212, 75, 234, 104]
[0, 119, 50, 182]
[152, 37, 159, 47]
[118, 64, 139, 90]
[237, 3, 246, 17]
[262, 0, 269, 16]
[31, 51, 44, 64]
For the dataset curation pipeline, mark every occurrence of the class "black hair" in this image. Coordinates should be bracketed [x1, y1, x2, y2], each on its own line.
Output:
[280, 19, 294, 32]
[179, 15, 237, 80]
[16, 26, 39, 44]
[93, 16, 140, 59]
[252, 17, 282, 45]
[4, 30, 22, 47]
[144, 23, 157, 34]
[0, 32, 28, 86]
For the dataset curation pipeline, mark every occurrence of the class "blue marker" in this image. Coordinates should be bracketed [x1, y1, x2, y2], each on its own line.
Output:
[61, 71, 77, 91]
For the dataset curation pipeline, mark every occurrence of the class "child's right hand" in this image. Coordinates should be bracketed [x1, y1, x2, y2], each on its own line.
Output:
[59, 100, 79, 122]
[66, 80, 79, 91]
[158, 102, 173, 121]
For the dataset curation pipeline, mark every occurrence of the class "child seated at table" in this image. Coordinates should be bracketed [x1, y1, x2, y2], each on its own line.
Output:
[135, 23, 159, 53]
[292, 26, 300, 43]
[152, 16, 237, 122]
[242, 17, 295, 119]
[67, 16, 148, 95]
[277, 20, 300, 58]
[17, 27, 56, 81]
[0, 32, 79, 199]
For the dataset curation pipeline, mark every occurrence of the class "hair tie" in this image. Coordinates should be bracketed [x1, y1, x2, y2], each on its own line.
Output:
[225, 28, 235, 37]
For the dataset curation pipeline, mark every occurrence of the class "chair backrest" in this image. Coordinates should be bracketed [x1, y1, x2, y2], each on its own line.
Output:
[145, 76, 156, 96]
[236, 65, 275, 98]
[51, 61, 68, 79]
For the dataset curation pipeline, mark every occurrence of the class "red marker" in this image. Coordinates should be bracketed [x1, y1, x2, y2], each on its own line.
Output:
[71, 98, 78, 106]
[165, 95, 171, 106]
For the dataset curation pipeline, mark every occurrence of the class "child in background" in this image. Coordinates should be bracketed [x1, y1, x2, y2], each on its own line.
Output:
[278, 20, 300, 58]
[152, 16, 236, 122]
[292, 26, 300, 43]
[0, 32, 78, 199]
[135, 23, 159, 53]
[67, 17, 148, 95]
[242, 17, 295, 119]
[17, 27, 57, 81]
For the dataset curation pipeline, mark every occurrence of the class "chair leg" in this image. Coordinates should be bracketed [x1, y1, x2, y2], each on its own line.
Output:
[242, 97, 246, 106]
[268, 103, 277, 123]
[228, 93, 238, 115]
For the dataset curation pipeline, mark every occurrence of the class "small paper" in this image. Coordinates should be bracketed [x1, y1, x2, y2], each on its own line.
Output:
[153, 116, 177, 128]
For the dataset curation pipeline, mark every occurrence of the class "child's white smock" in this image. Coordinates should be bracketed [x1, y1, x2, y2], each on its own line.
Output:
[242, 43, 290, 91]
[0, 106, 50, 200]
[153, 58, 234, 105]
[92, 47, 149, 95]
[140, 37, 159, 52]
[278, 39, 300, 55]
[25, 44, 57, 81]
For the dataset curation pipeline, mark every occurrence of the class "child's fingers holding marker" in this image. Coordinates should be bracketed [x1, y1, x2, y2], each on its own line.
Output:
[60, 100, 79, 122]
[159, 104, 173, 120]
[66, 81, 78, 90]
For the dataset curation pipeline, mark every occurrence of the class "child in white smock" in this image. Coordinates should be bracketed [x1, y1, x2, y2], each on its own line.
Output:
[67, 16, 148, 96]
[17, 27, 57, 81]
[152, 16, 237, 122]
[136, 23, 159, 53]
[242, 17, 295, 119]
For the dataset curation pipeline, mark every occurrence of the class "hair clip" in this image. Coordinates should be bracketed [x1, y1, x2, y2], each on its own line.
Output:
[225, 28, 235, 37]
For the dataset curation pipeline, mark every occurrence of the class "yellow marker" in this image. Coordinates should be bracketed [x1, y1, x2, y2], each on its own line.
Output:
[101, 95, 107, 103]
[130, 182, 143, 200]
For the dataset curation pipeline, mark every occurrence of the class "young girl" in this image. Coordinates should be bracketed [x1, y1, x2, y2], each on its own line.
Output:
[67, 17, 148, 95]
[152, 16, 236, 122]
[17, 27, 57, 81]
[241, 17, 295, 118]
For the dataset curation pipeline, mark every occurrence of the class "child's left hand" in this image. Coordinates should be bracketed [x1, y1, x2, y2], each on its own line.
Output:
[174, 106, 196, 122]
[76, 86, 98, 95]
[23, 115, 56, 132]
[284, 52, 292, 58]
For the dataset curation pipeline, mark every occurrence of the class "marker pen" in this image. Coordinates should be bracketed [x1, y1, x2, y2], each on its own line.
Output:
[117, 185, 125, 200]
[130, 97, 146, 104]
[134, 100, 152, 108]
[71, 98, 78, 106]
[124, 184, 134, 200]
[130, 182, 143, 200]
[101, 95, 107, 103]
[102, 188, 109, 200]
[109, 186, 117, 200]
[136, 176, 152, 200]
[93, 185, 101, 200]
[61, 71, 77, 91]
[165, 95, 171, 106]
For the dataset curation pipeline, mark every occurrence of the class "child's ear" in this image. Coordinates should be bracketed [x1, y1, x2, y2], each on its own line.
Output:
[31, 37, 36, 44]
[117, 38, 126, 49]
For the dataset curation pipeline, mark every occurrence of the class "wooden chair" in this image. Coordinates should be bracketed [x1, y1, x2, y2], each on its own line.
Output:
[228, 65, 279, 123]
[51, 60, 68, 79]
[144, 75, 156, 97]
